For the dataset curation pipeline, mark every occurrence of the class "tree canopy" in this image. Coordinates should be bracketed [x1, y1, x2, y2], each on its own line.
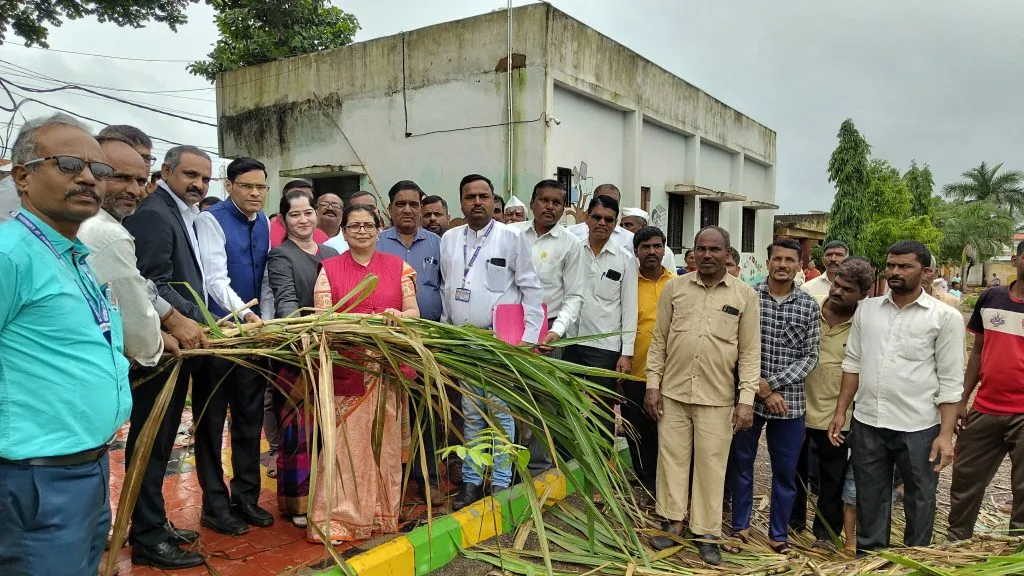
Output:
[825, 119, 871, 256]
[859, 159, 941, 270]
[903, 160, 936, 218]
[943, 161, 1024, 219]
[188, 0, 360, 82]
[0, 0, 196, 47]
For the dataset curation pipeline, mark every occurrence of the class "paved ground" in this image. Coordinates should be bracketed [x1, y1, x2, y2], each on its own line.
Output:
[101, 409, 445, 576]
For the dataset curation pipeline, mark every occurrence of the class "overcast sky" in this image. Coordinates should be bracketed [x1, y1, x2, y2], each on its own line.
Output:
[1, 0, 1022, 211]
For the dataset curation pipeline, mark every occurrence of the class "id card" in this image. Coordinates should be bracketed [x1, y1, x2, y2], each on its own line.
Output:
[455, 287, 472, 302]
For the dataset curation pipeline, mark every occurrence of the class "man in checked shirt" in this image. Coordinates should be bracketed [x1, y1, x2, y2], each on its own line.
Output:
[730, 237, 820, 553]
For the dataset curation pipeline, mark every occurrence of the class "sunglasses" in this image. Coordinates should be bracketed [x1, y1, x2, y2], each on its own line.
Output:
[22, 155, 115, 180]
[589, 214, 617, 224]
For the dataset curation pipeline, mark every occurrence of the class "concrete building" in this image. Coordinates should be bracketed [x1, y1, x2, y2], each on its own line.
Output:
[774, 212, 829, 267]
[216, 3, 777, 272]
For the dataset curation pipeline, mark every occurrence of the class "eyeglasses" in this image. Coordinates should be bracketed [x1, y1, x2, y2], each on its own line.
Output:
[344, 222, 376, 232]
[589, 214, 616, 224]
[234, 183, 270, 193]
[317, 201, 343, 210]
[22, 156, 115, 180]
[141, 154, 158, 166]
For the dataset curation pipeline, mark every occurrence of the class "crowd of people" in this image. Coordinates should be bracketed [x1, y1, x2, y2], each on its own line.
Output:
[1, 114, 1022, 576]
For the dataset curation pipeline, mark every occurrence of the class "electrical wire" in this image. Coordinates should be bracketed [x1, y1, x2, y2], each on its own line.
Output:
[4, 41, 196, 63]
[0, 59, 216, 96]
[3, 80, 217, 121]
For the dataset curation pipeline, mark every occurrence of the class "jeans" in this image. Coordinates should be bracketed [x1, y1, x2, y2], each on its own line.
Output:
[0, 454, 111, 575]
[731, 414, 805, 542]
[461, 382, 515, 488]
[851, 419, 939, 552]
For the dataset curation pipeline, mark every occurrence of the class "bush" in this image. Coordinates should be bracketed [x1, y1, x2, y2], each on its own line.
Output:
[962, 294, 979, 310]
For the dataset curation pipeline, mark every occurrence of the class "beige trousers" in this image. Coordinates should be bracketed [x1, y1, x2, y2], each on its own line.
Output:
[655, 397, 733, 537]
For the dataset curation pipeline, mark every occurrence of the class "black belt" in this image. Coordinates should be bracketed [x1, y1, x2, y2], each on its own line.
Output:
[0, 443, 110, 467]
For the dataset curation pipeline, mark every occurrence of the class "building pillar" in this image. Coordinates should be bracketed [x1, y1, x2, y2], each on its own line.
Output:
[683, 135, 702, 245]
[622, 110, 643, 208]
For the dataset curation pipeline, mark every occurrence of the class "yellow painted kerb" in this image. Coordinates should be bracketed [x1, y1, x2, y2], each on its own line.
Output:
[347, 535, 415, 576]
[450, 496, 503, 548]
[533, 469, 567, 501]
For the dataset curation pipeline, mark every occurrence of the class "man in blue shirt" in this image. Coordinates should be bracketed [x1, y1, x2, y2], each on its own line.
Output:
[377, 180, 445, 504]
[0, 113, 132, 576]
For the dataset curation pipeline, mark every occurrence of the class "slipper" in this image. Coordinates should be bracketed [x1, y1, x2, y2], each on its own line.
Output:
[769, 541, 791, 554]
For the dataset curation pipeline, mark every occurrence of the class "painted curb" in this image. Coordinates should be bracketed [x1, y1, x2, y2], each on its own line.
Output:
[315, 454, 607, 576]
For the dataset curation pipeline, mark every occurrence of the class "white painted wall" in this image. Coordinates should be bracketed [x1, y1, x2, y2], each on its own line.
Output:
[743, 158, 770, 203]
[698, 142, 733, 193]
[640, 120, 687, 229]
[548, 86, 626, 201]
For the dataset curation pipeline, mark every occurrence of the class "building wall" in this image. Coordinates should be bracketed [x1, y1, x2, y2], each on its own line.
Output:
[639, 120, 687, 232]
[548, 85, 626, 202]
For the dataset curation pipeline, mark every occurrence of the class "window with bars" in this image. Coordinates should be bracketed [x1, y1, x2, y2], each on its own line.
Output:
[667, 194, 685, 251]
[742, 208, 756, 253]
[699, 199, 720, 228]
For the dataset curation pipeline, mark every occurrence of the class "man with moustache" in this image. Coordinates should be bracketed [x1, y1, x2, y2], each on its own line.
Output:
[492, 194, 507, 224]
[629, 226, 672, 495]
[192, 157, 274, 535]
[440, 174, 543, 510]
[377, 180, 445, 504]
[315, 192, 344, 238]
[512, 179, 586, 474]
[620, 207, 678, 273]
[801, 241, 849, 299]
[792, 258, 873, 549]
[567, 185, 675, 274]
[731, 237, 820, 554]
[78, 136, 205, 367]
[422, 195, 450, 236]
[726, 246, 741, 278]
[123, 145, 214, 569]
[0, 114, 131, 576]
[504, 196, 527, 223]
[828, 241, 964, 554]
[646, 226, 759, 564]
[325, 191, 380, 252]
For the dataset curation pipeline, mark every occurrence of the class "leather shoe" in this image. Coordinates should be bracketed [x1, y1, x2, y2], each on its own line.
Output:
[651, 522, 684, 551]
[233, 502, 274, 527]
[452, 482, 483, 511]
[200, 511, 250, 536]
[697, 540, 722, 565]
[131, 541, 205, 570]
[165, 521, 199, 545]
[422, 484, 445, 507]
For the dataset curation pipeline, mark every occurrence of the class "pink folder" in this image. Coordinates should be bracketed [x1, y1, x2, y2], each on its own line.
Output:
[493, 303, 548, 345]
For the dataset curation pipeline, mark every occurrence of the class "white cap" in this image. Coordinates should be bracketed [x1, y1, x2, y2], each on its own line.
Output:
[505, 196, 526, 209]
[621, 207, 649, 220]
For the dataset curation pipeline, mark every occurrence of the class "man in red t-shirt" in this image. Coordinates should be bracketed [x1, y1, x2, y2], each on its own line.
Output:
[948, 240, 1024, 540]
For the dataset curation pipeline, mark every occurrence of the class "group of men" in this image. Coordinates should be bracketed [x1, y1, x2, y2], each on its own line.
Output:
[2, 113, 1024, 576]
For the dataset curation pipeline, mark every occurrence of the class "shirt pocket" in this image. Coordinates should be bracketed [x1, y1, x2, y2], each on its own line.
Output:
[710, 310, 740, 344]
[595, 270, 622, 301]
[672, 305, 695, 332]
[485, 259, 513, 293]
[422, 258, 441, 288]
[899, 334, 933, 361]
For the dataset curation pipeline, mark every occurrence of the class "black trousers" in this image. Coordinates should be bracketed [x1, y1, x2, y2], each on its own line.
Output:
[126, 359, 202, 547]
[563, 345, 620, 435]
[851, 419, 939, 552]
[792, 428, 849, 540]
[192, 357, 267, 515]
[620, 381, 657, 492]
[408, 380, 440, 488]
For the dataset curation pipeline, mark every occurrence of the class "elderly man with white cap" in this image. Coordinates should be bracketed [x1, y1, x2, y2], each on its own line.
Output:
[621, 207, 677, 273]
[504, 196, 528, 223]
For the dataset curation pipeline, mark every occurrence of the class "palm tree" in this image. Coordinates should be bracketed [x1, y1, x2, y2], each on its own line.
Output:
[939, 199, 1015, 282]
[943, 161, 1024, 218]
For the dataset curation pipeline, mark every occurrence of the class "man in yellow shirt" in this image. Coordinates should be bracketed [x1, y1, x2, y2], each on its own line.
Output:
[628, 226, 673, 496]
[646, 226, 760, 564]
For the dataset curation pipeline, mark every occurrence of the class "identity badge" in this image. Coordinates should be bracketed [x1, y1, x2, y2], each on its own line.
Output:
[455, 288, 471, 302]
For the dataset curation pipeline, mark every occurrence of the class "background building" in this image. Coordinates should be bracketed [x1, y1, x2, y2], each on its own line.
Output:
[216, 3, 777, 271]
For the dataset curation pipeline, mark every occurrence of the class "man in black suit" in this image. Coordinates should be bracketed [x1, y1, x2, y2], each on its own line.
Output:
[123, 145, 214, 570]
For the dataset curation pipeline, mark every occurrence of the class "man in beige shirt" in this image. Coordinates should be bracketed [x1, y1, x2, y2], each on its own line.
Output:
[645, 226, 760, 565]
[791, 257, 873, 549]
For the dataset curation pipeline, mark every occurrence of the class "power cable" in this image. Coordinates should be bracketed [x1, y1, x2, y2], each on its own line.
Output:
[4, 41, 196, 63]
[0, 59, 216, 95]
[0, 65, 217, 103]
[3, 79, 217, 120]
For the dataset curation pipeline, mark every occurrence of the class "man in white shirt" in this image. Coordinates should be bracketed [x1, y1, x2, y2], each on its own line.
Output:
[567, 184, 675, 273]
[192, 157, 275, 536]
[565, 195, 638, 411]
[801, 241, 849, 298]
[440, 174, 544, 510]
[512, 179, 586, 473]
[828, 240, 964, 554]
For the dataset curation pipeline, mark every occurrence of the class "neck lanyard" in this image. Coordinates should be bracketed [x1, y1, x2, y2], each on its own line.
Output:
[462, 220, 495, 286]
[16, 213, 111, 341]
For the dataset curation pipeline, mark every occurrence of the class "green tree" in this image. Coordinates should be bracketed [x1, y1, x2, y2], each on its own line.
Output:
[188, 0, 359, 82]
[903, 160, 936, 218]
[859, 159, 942, 270]
[937, 199, 1015, 281]
[0, 0, 196, 47]
[943, 161, 1024, 219]
[826, 119, 872, 256]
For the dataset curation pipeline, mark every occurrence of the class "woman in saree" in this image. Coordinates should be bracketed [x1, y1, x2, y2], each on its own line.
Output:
[308, 205, 419, 543]
[266, 188, 339, 527]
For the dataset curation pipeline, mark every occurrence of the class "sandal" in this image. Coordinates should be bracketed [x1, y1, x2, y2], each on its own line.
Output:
[722, 532, 747, 554]
[769, 541, 791, 554]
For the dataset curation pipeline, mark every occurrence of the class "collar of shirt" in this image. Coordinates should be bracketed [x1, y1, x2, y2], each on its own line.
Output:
[756, 280, 799, 303]
[884, 287, 934, 311]
[160, 181, 200, 220]
[590, 237, 623, 258]
[640, 266, 674, 284]
[688, 270, 733, 289]
[518, 220, 564, 240]
[226, 198, 259, 222]
[20, 209, 86, 259]
[379, 226, 427, 245]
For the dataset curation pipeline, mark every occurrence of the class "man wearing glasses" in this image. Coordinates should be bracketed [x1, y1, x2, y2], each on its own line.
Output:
[325, 190, 381, 253]
[0, 114, 132, 575]
[315, 192, 344, 239]
[192, 157, 275, 537]
[98, 125, 158, 168]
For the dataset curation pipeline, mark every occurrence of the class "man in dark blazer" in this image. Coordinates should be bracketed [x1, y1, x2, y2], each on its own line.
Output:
[122, 145, 213, 570]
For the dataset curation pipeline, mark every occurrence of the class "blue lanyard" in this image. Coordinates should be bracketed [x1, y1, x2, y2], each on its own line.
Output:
[16, 213, 112, 341]
[462, 220, 495, 284]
